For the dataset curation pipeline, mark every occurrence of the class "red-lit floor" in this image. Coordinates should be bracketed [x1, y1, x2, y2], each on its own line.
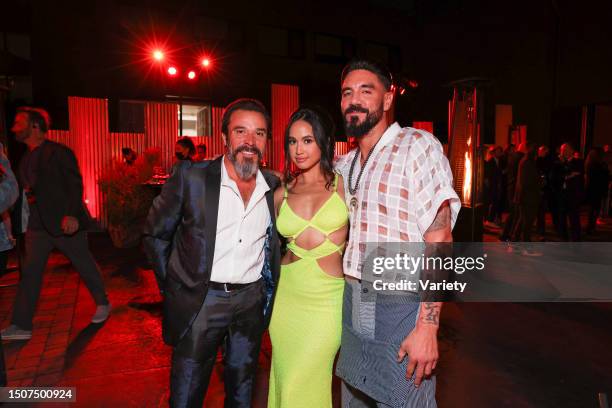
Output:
[1, 215, 611, 407]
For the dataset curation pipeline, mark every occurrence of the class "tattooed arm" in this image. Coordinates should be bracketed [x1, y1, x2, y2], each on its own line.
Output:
[398, 201, 451, 387]
[424, 200, 453, 242]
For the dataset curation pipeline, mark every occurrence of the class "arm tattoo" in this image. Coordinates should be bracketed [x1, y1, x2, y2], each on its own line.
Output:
[426, 201, 450, 233]
[420, 302, 441, 326]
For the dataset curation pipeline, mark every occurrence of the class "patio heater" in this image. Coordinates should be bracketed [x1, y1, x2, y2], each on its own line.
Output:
[447, 78, 489, 242]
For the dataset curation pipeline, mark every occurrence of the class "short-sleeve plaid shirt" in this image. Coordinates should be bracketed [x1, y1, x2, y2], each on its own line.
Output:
[335, 123, 461, 279]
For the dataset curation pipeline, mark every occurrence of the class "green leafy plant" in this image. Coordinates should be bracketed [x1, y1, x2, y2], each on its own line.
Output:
[98, 148, 161, 226]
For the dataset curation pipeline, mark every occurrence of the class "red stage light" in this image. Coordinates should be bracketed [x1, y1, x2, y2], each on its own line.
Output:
[187, 70, 196, 80]
[201, 58, 211, 68]
[167, 66, 177, 76]
[153, 50, 164, 61]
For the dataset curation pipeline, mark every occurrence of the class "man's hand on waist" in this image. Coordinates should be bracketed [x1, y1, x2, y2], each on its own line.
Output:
[61, 216, 79, 235]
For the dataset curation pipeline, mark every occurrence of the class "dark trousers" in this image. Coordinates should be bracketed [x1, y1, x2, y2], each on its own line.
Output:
[557, 199, 581, 241]
[0, 250, 9, 277]
[501, 203, 519, 241]
[512, 202, 539, 241]
[486, 191, 503, 223]
[170, 280, 265, 408]
[587, 197, 603, 233]
[11, 230, 108, 330]
[0, 340, 5, 387]
[536, 192, 550, 235]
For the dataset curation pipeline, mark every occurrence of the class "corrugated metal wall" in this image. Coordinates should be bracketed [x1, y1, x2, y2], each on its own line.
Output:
[144, 102, 179, 170]
[47, 130, 72, 146]
[111, 132, 146, 161]
[68, 97, 110, 221]
[335, 141, 352, 158]
[270, 84, 299, 171]
[45, 93, 301, 228]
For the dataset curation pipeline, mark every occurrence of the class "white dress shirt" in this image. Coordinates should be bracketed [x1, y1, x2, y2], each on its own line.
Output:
[210, 157, 271, 283]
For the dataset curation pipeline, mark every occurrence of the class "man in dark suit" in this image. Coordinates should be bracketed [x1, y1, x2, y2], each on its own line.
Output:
[1, 107, 110, 342]
[500, 143, 525, 241]
[512, 143, 541, 241]
[143, 98, 281, 408]
[552, 143, 584, 241]
[484, 146, 503, 227]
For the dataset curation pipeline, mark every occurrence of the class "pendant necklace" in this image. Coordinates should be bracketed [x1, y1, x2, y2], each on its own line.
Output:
[348, 140, 379, 209]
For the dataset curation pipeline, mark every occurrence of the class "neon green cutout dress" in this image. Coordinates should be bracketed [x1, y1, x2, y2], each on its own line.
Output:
[268, 175, 349, 408]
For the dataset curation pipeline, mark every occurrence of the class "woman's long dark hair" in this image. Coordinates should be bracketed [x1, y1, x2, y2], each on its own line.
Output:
[283, 107, 336, 190]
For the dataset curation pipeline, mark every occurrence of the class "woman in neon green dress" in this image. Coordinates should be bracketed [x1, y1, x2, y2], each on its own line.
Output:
[268, 108, 348, 408]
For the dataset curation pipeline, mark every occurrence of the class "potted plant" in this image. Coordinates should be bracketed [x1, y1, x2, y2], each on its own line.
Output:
[98, 148, 161, 248]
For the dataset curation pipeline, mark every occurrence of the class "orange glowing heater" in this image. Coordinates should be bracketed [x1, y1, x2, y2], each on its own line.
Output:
[447, 78, 489, 241]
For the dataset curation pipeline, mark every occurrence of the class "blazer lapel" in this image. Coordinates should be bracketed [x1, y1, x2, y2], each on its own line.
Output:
[263, 171, 279, 224]
[204, 156, 222, 278]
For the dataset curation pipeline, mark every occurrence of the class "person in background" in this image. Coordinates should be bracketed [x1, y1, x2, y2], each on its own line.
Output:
[584, 147, 609, 234]
[121, 147, 138, 166]
[500, 143, 525, 241]
[193, 143, 207, 162]
[499, 144, 513, 214]
[484, 146, 503, 228]
[552, 143, 583, 241]
[512, 143, 541, 242]
[0, 143, 19, 387]
[1, 107, 110, 342]
[0, 143, 18, 278]
[601, 144, 612, 218]
[175, 137, 195, 162]
[536, 145, 554, 239]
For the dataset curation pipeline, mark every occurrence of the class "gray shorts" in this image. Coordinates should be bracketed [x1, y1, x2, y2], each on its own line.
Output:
[336, 279, 437, 408]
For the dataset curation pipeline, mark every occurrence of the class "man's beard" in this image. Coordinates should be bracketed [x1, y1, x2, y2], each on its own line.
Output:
[14, 130, 29, 143]
[228, 144, 263, 180]
[343, 103, 384, 138]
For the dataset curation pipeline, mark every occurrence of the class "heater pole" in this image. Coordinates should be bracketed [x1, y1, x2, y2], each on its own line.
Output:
[469, 87, 479, 242]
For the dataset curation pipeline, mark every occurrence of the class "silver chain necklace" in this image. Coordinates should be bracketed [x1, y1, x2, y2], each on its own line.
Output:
[347, 140, 379, 208]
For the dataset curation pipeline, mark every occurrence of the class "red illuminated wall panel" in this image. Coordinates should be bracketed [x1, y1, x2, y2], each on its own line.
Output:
[144, 102, 179, 171]
[270, 84, 299, 172]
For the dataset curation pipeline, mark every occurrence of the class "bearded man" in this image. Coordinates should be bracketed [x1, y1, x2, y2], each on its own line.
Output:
[143, 98, 281, 408]
[334, 60, 460, 407]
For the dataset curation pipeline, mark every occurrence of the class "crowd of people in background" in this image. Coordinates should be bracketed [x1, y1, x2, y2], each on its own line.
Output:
[121, 139, 209, 167]
[484, 141, 612, 242]
[123, 136, 612, 245]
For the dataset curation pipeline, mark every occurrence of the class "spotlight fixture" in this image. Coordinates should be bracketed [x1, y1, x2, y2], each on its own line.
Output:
[167, 66, 177, 76]
[201, 58, 211, 68]
[153, 50, 164, 61]
[187, 70, 196, 80]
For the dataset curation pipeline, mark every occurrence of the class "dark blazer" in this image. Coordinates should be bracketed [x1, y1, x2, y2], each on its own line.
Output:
[506, 151, 525, 197]
[142, 156, 281, 346]
[20, 140, 91, 236]
[514, 156, 541, 206]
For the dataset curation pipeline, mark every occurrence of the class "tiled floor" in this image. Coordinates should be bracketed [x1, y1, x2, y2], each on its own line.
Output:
[0, 215, 611, 407]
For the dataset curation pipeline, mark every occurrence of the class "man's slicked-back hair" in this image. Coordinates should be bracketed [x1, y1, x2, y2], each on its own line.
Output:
[221, 98, 271, 136]
[341, 59, 393, 91]
[17, 107, 51, 133]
